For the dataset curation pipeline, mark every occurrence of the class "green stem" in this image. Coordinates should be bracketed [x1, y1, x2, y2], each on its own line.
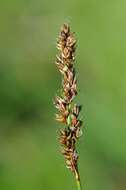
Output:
[76, 179, 82, 190]
[75, 170, 82, 190]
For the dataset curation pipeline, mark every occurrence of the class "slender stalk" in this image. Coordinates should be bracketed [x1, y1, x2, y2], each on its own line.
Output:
[76, 179, 82, 190]
[75, 169, 82, 190]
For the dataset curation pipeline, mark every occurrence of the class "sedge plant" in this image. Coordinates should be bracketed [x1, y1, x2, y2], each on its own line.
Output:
[54, 24, 83, 190]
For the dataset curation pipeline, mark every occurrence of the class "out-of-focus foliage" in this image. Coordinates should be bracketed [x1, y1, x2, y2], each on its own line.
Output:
[0, 0, 126, 190]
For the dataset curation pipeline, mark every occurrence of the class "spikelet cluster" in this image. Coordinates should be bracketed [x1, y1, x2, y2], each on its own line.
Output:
[54, 24, 82, 180]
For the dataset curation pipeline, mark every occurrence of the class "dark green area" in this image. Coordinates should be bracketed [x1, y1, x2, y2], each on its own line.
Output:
[0, 0, 126, 189]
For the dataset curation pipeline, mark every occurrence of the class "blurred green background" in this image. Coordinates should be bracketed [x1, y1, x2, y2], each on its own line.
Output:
[0, 0, 126, 190]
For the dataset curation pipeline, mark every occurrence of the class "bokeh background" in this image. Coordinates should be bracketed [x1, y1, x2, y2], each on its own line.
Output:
[0, 0, 126, 190]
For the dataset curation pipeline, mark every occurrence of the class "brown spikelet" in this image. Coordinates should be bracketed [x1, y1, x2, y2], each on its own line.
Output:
[54, 24, 83, 183]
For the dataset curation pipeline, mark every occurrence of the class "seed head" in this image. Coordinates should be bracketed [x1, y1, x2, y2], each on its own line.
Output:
[54, 24, 83, 180]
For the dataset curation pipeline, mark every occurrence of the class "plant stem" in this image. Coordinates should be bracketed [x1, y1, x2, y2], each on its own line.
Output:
[76, 179, 82, 190]
[75, 169, 82, 190]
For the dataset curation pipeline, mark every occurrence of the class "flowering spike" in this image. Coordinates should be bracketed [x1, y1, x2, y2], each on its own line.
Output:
[54, 24, 83, 189]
